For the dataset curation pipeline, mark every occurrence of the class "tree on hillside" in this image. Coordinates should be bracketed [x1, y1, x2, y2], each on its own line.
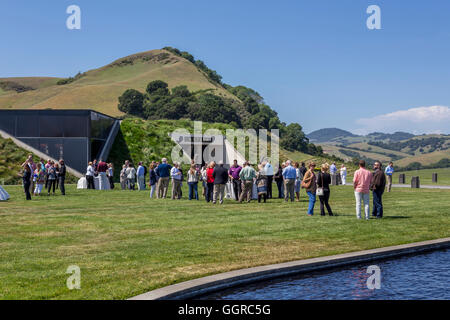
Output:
[146, 80, 169, 96]
[247, 113, 268, 130]
[307, 144, 323, 156]
[180, 51, 195, 63]
[116, 77, 323, 157]
[143, 95, 172, 119]
[227, 85, 264, 104]
[188, 94, 239, 124]
[195, 60, 222, 84]
[157, 97, 189, 119]
[280, 123, 309, 152]
[171, 85, 191, 98]
[245, 98, 260, 115]
[118, 89, 144, 116]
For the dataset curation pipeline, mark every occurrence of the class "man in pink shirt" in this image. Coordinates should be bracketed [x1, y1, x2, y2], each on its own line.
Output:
[353, 160, 373, 220]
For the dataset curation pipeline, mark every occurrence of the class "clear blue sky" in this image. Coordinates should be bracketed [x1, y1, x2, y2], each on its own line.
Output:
[1, 0, 450, 134]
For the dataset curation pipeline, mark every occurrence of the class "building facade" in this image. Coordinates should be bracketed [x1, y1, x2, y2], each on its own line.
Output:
[0, 110, 117, 174]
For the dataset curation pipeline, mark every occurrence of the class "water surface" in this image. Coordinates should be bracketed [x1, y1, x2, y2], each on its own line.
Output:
[201, 249, 449, 300]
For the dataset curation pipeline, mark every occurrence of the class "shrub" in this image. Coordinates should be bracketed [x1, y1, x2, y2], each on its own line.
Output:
[118, 89, 144, 116]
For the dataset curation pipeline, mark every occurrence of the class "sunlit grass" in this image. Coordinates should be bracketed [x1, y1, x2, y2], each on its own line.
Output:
[395, 168, 450, 185]
[0, 184, 448, 299]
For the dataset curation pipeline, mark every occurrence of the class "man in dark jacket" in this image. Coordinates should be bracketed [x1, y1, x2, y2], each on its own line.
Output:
[143, 164, 148, 190]
[155, 158, 172, 199]
[212, 161, 229, 204]
[370, 161, 386, 218]
[59, 159, 67, 195]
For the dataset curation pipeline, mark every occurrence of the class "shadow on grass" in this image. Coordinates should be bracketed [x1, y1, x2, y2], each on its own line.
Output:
[325, 213, 411, 219]
[381, 216, 411, 219]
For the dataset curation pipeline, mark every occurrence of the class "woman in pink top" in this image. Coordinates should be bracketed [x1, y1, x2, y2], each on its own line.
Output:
[353, 160, 373, 220]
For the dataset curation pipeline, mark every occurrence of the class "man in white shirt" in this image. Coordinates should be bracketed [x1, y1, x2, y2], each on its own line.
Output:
[136, 162, 145, 191]
[263, 160, 274, 199]
[86, 161, 95, 189]
[340, 164, 347, 185]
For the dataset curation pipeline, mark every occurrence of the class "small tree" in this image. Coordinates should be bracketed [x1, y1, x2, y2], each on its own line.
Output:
[171, 85, 191, 98]
[280, 123, 309, 152]
[146, 80, 169, 96]
[118, 89, 144, 116]
[157, 97, 188, 119]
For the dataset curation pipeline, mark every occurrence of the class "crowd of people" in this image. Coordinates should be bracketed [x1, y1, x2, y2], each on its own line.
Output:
[19, 154, 67, 200]
[9, 153, 395, 220]
[85, 159, 115, 190]
[93, 157, 393, 219]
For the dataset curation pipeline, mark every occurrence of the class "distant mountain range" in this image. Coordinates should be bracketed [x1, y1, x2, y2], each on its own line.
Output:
[307, 128, 450, 170]
[307, 128, 415, 144]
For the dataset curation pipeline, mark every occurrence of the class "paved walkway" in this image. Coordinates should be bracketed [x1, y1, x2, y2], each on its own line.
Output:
[392, 184, 450, 190]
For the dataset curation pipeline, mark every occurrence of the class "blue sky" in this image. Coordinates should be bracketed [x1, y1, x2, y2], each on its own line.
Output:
[1, 0, 450, 134]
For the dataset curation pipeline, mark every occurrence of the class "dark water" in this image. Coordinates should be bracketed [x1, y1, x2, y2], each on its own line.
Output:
[200, 249, 449, 300]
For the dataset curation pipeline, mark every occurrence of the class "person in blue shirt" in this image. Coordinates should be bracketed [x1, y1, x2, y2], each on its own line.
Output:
[155, 158, 172, 199]
[282, 160, 296, 202]
[170, 162, 183, 200]
[329, 162, 337, 185]
[384, 162, 394, 192]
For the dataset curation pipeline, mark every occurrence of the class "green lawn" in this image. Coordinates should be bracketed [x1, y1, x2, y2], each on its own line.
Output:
[0, 184, 449, 300]
[395, 168, 450, 185]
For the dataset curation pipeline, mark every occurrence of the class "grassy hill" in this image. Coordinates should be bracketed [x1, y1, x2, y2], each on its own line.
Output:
[0, 77, 60, 94]
[0, 136, 78, 185]
[313, 127, 450, 169]
[307, 128, 357, 143]
[320, 141, 450, 169]
[347, 142, 411, 158]
[308, 128, 415, 145]
[319, 144, 393, 163]
[108, 118, 353, 180]
[0, 48, 346, 176]
[108, 118, 237, 178]
[0, 136, 33, 184]
[0, 49, 235, 117]
[395, 149, 450, 167]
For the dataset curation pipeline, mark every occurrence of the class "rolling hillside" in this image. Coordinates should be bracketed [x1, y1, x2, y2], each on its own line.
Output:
[0, 136, 78, 185]
[395, 149, 450, 167]
[108, 118, 350, 178]
[307, 128, 415, 145]
[311, 128, 450, 169]
[307, 128, 357, 143]
[0, 49, 236, 117]
[0, 47, 340, 176]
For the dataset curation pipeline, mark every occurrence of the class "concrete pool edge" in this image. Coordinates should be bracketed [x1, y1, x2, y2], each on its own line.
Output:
[128, 237, 450, 300]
